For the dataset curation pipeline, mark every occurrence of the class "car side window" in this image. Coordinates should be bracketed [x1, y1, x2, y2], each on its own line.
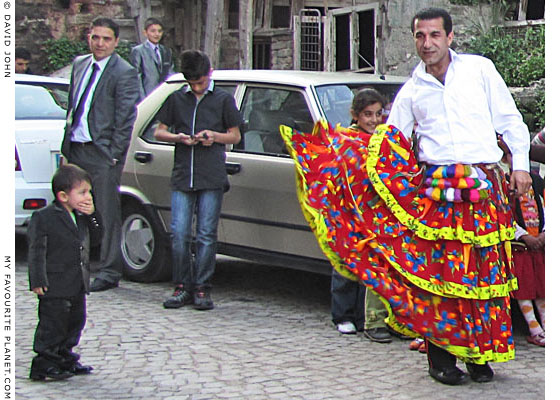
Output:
[15, 83, 68, 120]
[235, 87, 314, 155]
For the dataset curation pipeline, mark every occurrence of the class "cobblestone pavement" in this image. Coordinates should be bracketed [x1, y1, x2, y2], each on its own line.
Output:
[14, 237, 545, 400]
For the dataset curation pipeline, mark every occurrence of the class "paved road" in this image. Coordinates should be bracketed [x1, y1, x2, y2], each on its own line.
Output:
[13, 235, 545, 400]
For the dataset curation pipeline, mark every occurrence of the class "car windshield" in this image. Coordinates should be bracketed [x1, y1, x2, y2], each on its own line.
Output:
[315, 83, 403, 127]
[15, 82, 69, 120]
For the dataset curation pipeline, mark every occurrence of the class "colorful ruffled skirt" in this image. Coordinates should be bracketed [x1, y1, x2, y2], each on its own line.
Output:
[280, 122, 518, 364]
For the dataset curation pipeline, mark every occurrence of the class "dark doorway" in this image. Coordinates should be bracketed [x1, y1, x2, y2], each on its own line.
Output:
[253, 38, 271, 69]
[527, 0, 545, 19]
[335, 14, 350, 71]
[358, 10, 375, 70]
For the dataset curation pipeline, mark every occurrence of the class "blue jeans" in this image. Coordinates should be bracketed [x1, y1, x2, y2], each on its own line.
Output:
[170, 189, 223, 291]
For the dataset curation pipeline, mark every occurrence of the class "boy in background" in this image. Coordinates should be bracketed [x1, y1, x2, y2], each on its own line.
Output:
[130, 17, 175, 98]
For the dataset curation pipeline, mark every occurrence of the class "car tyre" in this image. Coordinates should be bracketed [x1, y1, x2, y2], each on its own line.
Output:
[120, 202, 170, 282]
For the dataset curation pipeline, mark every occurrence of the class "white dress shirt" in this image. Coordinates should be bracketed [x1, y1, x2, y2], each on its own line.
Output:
[71, 55, 111, 143]
[387, 50, 530, 172]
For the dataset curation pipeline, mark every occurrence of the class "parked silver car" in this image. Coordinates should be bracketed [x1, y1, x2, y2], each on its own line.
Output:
[15, 74, 69, 229]
[120, 70, 407, 282]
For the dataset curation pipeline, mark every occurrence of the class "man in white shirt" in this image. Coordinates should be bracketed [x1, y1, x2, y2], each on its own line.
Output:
[387, 8, 531, 385]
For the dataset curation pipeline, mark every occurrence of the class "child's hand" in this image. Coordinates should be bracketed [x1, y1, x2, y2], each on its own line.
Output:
[75, 200, 95, 215]
[177, 132, 199, 146]
[32, 287, 48, 295]
[195, 130, 215, 146]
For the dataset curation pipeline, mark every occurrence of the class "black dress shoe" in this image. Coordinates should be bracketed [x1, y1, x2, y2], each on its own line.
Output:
[30, 366, 73, 381]
[69, 362, 93, 375]
[364, 327, 392, 343]
[466, 362, 494, 383]
[90, 278, 118, 292]
[428, 365, 468, 385]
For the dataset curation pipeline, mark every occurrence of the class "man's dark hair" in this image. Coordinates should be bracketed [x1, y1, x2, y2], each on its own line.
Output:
[144, 17, 164, 30]
[15, 47, 31, 60]
[180, 50, 211, 80]
[91, 16, 120, 38]
[52, 164, 92, 197]
[411, 8, 453, 36]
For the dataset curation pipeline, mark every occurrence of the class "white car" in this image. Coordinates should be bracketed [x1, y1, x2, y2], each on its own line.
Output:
[15, 74, 69, 229]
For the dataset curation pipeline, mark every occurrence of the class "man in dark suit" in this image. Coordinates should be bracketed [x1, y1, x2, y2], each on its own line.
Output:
[28, 164, 102, 380]
[130, 17, 175, 98]
[61, 17, 140, 292]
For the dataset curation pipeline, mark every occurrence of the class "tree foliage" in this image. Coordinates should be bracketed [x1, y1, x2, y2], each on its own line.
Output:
[465, 25, 544, 87]
[43, 37, 135, 72]
[464, 25, 544, 130]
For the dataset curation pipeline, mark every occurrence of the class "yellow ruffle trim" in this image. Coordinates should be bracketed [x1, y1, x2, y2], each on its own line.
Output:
[366, 124, 515, 247]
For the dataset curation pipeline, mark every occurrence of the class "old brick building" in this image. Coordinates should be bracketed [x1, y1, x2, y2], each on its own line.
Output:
[16, 0, 544, 76]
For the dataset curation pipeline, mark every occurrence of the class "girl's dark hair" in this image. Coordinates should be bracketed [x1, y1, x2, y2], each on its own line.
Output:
[351, 88, 386, 115]
[52, 164, 92, 197]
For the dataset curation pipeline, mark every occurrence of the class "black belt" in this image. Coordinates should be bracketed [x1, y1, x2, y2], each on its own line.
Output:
[71, 141, 94, 147]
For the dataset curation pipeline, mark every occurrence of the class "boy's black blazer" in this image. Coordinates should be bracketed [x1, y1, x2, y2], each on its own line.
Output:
[27, 202, 102, 297]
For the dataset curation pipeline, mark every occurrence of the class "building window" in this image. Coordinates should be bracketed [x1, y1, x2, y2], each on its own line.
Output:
[253, 39, 271, 69]
[516, 0, 545, 20]
[298, 9, 323, 71]
[272, 0, 291, 28]
[525, 0, 544, 19]
[228, 0, 239, 30]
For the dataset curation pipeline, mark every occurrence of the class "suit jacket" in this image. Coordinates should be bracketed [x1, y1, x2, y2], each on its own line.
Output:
[130, 41, 174, 98]
[27, 202, 103, 297]
[61, 53, 140, 165]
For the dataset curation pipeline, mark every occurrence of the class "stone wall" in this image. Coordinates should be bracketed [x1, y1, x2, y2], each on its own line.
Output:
[270, 32, 293, 70]
[383, 0, 495, 76]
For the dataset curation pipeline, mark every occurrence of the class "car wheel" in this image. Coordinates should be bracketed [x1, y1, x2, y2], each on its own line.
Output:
[121, 202, 170, 282]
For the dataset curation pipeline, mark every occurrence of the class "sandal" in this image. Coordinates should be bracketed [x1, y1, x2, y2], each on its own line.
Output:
[527, 332, 545, 347]
[409, 338, 424, 351]
[418, 341, 426, 353]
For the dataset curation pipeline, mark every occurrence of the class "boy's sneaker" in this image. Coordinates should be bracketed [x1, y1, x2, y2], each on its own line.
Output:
[193, 290, 214, 310]
[336, 321, 357, 334]
[163, 287, 192, 309]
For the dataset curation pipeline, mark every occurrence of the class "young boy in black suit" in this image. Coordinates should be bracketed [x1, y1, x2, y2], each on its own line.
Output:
[28, 164, 102, 381]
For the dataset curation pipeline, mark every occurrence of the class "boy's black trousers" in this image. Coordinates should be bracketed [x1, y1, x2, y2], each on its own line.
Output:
[31, 294, 86, 372]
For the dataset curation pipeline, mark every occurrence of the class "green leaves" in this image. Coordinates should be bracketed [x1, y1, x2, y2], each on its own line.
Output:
[465, 25, 544, 87]
[464, 25, 544, 131]
[44, 37, 89, 72]
[43, 37, 135, 72]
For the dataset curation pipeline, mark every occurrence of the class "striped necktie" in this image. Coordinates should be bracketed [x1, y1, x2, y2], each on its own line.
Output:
[72, 63, 99, 128]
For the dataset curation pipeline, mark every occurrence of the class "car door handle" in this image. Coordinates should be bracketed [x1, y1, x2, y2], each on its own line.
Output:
[226, 162, 241, 175]
[134, 152, 153, 163]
